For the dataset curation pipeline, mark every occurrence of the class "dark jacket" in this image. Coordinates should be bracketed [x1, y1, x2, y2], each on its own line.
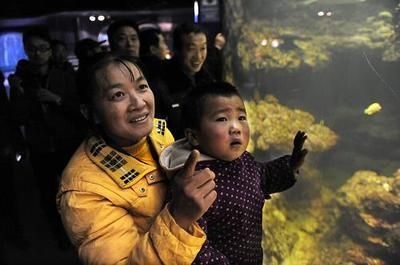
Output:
[0, 79, 24, 162]
[10, 60, 84, 154]
[155, 58, 214, 139]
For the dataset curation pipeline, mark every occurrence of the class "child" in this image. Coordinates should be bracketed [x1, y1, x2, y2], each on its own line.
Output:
[159, 81, 307, 265]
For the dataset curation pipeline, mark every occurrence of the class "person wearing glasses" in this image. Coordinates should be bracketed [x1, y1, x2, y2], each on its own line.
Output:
[8, 27, 84, 249]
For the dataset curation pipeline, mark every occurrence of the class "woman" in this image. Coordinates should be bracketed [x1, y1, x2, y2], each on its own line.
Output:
[57, 53, 217, 265]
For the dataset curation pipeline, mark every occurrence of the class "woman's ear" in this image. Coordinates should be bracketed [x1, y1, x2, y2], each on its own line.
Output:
[185, 128, 199, 146]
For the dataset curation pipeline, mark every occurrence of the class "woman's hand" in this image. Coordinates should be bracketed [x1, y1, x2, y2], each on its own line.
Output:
[169, 150, 217, 231]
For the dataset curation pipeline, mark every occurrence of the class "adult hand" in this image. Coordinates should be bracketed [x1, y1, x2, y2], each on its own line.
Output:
[37, 88, 62, 105]
[169, 150, 217, 231]
[290, 131, 308, 172]
[214, 33, 226, 50]
[8, 74, 24, 94]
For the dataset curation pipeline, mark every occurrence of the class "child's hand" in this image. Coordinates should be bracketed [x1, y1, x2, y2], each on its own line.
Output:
[290, 131, 308, 172]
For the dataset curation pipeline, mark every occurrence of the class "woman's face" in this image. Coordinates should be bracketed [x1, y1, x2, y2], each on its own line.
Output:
[93, 61, 154, 147]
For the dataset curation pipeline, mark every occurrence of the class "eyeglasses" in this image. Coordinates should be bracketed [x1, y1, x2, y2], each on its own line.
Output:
[26, 45, 51, 53]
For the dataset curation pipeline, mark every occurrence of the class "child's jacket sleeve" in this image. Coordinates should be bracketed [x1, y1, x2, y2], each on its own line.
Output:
[259, 155, 297, 199]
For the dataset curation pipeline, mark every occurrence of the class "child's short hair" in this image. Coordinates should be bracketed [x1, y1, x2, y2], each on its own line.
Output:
[182, 81, 242, 130]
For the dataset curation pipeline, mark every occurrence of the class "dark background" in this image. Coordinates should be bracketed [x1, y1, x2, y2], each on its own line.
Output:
[0, 0, 192, 18]
[1, 1, 222, 264]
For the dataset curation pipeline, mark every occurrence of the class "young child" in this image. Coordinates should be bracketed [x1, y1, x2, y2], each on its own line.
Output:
[159, 81, 307, 265]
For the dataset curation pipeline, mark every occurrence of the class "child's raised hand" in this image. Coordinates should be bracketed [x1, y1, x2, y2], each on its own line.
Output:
[290, 131, 308, 172]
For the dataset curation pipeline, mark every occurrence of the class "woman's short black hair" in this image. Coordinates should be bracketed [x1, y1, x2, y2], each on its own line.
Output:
[81, 52, 145, 127]
[182, 81, 242, 130]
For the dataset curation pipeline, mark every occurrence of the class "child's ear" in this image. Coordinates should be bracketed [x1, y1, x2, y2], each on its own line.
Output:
[185, 128, 199, 146]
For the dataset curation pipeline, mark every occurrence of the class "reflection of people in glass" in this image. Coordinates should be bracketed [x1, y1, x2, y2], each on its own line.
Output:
[160, 82, 308, 265]
[57, 53, 217, 264]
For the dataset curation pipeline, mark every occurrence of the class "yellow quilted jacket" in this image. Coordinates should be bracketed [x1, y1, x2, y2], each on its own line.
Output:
[57, 119, 206, 265]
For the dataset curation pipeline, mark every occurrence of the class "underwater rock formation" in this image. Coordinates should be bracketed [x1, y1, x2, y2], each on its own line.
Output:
[336, 170, 400, 264]
[262, 169, 400, 265]
[245, 95, 338, 153]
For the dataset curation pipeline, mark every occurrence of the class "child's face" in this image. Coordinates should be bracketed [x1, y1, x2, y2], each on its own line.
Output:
[191, 95, 250, 161]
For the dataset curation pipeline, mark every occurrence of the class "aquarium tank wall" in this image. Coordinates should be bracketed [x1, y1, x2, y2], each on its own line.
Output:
[221, 0, 400, 264]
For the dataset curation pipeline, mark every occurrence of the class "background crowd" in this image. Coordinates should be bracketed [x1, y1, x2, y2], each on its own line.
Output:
[0, 19, 225, 264]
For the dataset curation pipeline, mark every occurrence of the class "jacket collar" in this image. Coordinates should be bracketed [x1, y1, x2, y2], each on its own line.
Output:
[85, 119, 170, 189]
[159, 138, 214, 175]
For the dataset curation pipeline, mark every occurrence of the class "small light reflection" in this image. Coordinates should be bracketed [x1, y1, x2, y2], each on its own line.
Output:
[98, 15, 105, 21]
[89, 16, 96, 22]
[271, 39, 280, 48]
[194, 1, 199, 23]
[318, 11, 325, 17]
[261, 39, 268, 46]
[15, 153, 22, 162]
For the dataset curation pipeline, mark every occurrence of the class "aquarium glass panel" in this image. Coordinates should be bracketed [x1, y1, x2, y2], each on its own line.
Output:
[223, 1, 400, 263]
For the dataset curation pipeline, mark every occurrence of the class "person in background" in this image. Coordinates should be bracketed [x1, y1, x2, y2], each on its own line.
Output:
[74, 38, 105, 104]
[57, 52, 216, 264]
[8, 27, 84, 249]
[51, 39, 74, 73]
[157, 23, 214, 139]
[107, 19, 140, 61]
[139, 27, 171, 119]
[160, 81, 308, 265]
[75, 38, 105, 65]
[0, 71, 28, 249]
[205, 32, 226, 81]
[139, 28, 170, 61]
[139, 27, 170, 76]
